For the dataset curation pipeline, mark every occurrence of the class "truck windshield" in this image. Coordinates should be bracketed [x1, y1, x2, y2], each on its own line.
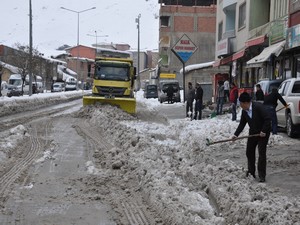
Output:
[9, 79, 22, 86]
[95, 66, 129, 81]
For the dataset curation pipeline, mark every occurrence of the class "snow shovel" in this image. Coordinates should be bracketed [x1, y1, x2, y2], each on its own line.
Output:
[206, 134, 261, 146]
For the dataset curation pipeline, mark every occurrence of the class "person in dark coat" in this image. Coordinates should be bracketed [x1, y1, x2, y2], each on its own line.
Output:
[166, 84, 174, 104]
[216, 80, 225, 115]
[255, 84, 264, 102]
[232, 92, 271, 182]
[194, 82, 203, 120]
[263, 88, 288, 135]
[186, 82, 195, 118]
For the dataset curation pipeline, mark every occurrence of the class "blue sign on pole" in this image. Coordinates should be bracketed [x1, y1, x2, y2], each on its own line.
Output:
[171, 34, 198, 63]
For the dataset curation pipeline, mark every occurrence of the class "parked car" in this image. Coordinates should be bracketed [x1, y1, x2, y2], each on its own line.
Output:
[158, 80, 181, 103]
[276, 78, 300, 137]
[65, 77, 77, 91]
[144, 84, 158, 99]
[52, 82, 65, 92]
[254, 79, 284, 98]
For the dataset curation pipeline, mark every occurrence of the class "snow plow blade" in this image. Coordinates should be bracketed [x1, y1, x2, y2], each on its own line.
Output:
[83, 96, 136, 114]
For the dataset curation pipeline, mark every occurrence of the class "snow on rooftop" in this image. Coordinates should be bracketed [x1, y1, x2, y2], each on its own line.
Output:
[180, 61, 215, 74]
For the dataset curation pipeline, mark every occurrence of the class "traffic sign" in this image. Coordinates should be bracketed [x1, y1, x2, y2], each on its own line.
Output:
[171, 34, 197, 63]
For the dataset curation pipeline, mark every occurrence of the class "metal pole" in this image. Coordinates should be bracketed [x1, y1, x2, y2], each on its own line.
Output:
[136, 14, 141, 91]
[95, 30, 97, 50]
[76, 12, 79, 83]
[87, 32, 108, 50]
[183, 62, 185, 102]
[29, 0, 33, 96]
[60, 7, 96, 85]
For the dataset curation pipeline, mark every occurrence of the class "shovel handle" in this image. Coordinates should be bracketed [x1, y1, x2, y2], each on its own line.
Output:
[276, 104, 289, 112]
[207, 134, 260, 146]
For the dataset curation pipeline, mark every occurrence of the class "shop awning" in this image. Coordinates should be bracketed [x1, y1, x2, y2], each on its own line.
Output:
[232, 48, 246, 61]
[213, 55, 232, 67]
[213, 60, 221, 67]
[245, 35, 266, 47]
[246, 40, 286, 66]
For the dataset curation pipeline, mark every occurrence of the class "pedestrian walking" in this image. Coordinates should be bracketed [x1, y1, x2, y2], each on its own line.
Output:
[166, 84, 174, 104]
[224, 79, 230, 102]
[255, 84, 264, 102]
[229, 82, 238, 121]
[194, 82, 203, 120]
[263, 88, 288, 135]
[216, 80, 225, 115]
[232, 92, 271, 182]
[186, 82, 195, 118]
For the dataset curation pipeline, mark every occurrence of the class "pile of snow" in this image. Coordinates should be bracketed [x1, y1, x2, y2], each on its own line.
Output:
[0, 89, 299, 224]
[76, 96, 299, 225]
[0, 90, 84, 117]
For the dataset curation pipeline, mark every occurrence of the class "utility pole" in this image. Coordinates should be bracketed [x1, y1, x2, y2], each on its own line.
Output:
[29, 0, 33, 96]
[135, 14, 141, 91]
[87, 31, 108, 51]
[60, 7, 96, 82]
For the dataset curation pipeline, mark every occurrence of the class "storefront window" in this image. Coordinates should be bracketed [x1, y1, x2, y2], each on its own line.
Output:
[296, 57, 300, 78]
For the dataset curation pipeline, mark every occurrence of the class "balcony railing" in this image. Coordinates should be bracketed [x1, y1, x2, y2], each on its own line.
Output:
[248, 23, 271, 40]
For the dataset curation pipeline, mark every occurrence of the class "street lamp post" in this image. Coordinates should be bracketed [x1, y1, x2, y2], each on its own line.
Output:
[87, 31, 108, 51]
[60, 6, 96, 82]
[135, 14, 141, 91]
[28, 0, 33, 96]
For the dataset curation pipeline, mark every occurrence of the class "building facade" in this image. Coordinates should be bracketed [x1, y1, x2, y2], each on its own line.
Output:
[158, 1, 217, 88]
[0, 44, 64, 90]
[214, 0, 299, 95]
[158, 0, 233, 102]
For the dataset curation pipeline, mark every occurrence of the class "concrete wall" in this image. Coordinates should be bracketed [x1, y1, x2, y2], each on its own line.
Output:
[159, 4, 217, 86]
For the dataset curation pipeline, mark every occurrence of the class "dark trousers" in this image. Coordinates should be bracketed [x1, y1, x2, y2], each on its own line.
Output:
[216, 97, 224, 115]
[224, 90, 229, 102]
[246, 134, 270, 179]
[231, 103, 237, 121]
[186, 100, 193, 117]
[194, 100, 202, 120]
[265, 105, 277, 134]
[167, 95, 173, 103]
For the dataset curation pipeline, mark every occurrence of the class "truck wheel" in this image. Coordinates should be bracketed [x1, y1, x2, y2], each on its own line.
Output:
[286, 113, 296, 138]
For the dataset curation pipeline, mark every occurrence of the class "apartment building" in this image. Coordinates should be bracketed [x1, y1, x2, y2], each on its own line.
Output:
[158, 0, 226, 100]
[286, 0, 300, 78]
[215, 0, 290, 93]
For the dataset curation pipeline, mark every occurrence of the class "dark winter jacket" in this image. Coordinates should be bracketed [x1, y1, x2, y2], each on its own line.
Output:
[255, 89, 264, 101]
[229, 86, 238, 104]
[186, 87, 195, 102]
[234, 102, 271, 136]
[263, 90, 287, 107]
[195, 86, 203, 104]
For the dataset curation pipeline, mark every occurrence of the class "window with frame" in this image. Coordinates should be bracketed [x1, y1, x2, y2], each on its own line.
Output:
[160, 16, 170, 27]
[218, 21, 223, 41]
[238, 2, 246, 29]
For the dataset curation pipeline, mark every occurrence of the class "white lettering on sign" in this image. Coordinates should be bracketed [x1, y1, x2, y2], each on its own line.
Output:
[180, 40, 190, 44]
[174, 46, 196, 51]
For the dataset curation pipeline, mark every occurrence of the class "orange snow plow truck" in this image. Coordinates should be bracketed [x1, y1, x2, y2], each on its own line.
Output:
[83, 49, 136, 114]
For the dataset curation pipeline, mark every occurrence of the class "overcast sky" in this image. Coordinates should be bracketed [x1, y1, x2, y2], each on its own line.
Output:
[0, 0, 160, 56]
